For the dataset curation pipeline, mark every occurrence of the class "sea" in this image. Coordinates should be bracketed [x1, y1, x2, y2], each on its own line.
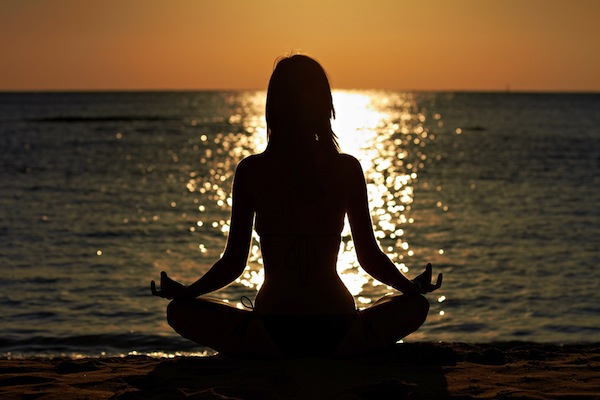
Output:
[1, 90, 598, 358]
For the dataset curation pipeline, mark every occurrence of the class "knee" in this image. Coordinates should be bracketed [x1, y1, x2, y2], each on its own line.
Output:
[415, 294, 430, 321]
[415, 293, 430, 314]
[405, 293, 430, 324]
[166, 299, 188, 329]
[403, 294, 430, 332]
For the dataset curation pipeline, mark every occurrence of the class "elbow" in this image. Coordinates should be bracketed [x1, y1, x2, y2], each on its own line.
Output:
[218, 253, 247, 278]
[356, 247, 393, 279]
[356, 247, 386, 268]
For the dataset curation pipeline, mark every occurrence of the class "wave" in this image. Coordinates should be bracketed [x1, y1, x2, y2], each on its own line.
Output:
[28, 116, 180, 123]
[0, 333, 212, 358]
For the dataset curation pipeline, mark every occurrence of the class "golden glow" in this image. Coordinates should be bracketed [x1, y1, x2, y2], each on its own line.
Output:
[1, 1, 598, 91]
[197, 90, 442, 304]
[331, 91, 429, 299]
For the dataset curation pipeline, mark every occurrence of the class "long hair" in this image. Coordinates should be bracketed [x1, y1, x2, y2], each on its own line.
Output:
[265, 55, 339, 155]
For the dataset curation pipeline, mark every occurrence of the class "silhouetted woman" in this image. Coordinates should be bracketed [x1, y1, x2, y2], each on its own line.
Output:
[151, 54, 442, 357]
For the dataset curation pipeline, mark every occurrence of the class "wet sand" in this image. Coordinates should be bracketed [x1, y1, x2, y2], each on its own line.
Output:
[1, 342, 599, 399]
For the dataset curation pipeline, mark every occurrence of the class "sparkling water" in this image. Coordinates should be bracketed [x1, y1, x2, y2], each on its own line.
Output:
[1, 91, 598, 357]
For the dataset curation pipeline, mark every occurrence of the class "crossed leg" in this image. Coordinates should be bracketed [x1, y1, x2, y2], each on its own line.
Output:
[166, 297, 280, 358]
[167, 293, 429, 358]
[335, 293, 430, 356]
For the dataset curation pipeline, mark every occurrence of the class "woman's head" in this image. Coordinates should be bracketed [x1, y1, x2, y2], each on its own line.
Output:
[266, 54, 339, 153]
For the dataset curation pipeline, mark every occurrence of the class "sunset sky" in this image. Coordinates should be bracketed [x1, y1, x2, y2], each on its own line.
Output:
[1, 0, 598, 91]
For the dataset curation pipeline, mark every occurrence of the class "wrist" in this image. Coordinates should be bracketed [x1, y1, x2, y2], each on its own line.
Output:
[180, 285, 194, 299]
[411, 279, 423, 294]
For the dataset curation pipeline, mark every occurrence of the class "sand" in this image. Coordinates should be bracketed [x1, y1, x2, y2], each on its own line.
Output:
[1, 342, 599, 399]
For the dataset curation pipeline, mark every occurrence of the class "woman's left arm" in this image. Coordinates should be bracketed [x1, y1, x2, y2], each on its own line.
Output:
[151, 158, 255, 299]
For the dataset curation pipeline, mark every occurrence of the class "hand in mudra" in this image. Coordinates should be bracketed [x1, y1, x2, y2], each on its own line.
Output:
[151, 271, 187, 299]
[413, 263, 443, 294]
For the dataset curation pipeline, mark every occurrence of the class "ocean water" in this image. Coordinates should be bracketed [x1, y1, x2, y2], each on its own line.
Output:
[1, 91, 598, 357]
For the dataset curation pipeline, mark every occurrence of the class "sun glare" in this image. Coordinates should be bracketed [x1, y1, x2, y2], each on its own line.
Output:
[186, 90, 436, 303]
[331, 91, 430, 301]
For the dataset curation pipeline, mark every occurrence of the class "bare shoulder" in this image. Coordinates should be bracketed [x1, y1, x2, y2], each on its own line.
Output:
[235, 154, 264, 176]
[336, 153, 364, 176]
[236, 153, 263, 168]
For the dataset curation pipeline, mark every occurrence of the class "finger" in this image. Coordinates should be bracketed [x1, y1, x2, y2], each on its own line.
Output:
[160, 271, 170, 287]
[433, 273, 443, 289]
[425, 263, 432, 281]
[150, 280, 159, 296]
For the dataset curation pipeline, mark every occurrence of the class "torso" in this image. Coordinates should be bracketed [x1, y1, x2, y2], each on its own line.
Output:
[243, 151, 357, 316]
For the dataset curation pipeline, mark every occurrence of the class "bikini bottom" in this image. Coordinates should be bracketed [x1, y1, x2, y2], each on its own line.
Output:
[257, 314, 357, 357]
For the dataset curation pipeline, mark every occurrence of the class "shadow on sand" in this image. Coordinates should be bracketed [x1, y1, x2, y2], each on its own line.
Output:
[116, 343, 456, 399]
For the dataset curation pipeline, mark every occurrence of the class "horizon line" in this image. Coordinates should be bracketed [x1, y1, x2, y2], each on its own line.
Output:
[1, 88, 599, 95]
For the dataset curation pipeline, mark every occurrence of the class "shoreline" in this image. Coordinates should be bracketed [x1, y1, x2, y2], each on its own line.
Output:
[1, 342, 599, 399]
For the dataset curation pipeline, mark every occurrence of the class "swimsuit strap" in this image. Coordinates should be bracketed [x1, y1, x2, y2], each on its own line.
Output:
[240, 296, 254, 310]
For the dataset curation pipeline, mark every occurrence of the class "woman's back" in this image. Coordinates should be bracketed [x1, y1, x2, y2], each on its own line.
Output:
[242, 151, 358, 315]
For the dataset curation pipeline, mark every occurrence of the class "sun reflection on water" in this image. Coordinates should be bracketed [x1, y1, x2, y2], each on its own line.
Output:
[186, 90, 442, 308]
[331, 91, 438, 303]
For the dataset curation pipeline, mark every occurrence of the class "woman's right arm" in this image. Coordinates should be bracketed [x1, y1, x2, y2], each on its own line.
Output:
[182, 157, 255, 297]
[344, 155, 419, 295]
[151, 158, 255, 299]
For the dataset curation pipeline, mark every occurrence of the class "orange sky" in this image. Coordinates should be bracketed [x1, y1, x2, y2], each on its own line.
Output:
[1, 0, 598, 91]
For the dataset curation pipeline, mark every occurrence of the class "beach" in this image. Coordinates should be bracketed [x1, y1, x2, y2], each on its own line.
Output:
[2, 342, 599, 399]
